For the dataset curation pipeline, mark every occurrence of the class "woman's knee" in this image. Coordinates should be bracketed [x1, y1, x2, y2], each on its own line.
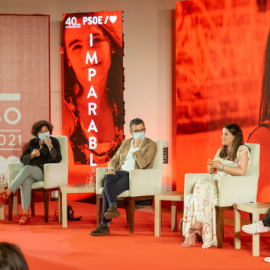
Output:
[195, 178, 207, 186]
[19, 165, 33, 176]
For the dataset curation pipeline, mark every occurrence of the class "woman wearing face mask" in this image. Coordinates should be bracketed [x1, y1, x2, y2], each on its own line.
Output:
[0, 120, 62, 225]
[181, 123, 251, 248]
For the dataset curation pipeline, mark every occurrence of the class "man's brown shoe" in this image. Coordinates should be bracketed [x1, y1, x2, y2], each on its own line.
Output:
[90, 224, 110, 236]
[104, 206, 121, 220]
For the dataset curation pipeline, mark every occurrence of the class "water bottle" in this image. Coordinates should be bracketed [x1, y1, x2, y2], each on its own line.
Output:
[90, 167, 96, 187]
[0, 173, 5, 182]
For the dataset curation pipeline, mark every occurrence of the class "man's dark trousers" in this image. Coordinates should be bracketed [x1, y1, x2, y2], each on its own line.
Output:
[102, 171, 129, 224]
[262, 210, 270, 226]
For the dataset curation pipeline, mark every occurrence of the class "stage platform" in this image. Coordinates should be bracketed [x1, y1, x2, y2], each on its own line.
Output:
[0, 201, 269, 270]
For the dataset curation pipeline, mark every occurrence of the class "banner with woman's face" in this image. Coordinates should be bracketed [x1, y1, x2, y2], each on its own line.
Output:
[175, 0, 270, 202]
[62, 11, 124, 189]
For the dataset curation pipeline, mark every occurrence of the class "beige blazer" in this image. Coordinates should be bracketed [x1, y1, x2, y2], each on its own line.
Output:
[108, 138, 157, 171]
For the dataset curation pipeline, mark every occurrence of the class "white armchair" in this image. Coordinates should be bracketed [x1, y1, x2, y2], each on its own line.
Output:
[96, 140, 164, 234]
[184, 143, 260, 248]
[8, 135, 68, 222]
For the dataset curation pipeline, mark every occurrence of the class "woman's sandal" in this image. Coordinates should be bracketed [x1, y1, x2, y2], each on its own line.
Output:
[179, 218, 203, 242]
[0, 191, 9, 205]
[19, 214, 30, 225]
[181, 233, 196, 247]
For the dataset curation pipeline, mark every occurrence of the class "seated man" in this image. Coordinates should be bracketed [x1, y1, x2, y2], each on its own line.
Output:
[90, 118, 157, 236]
[242, 211, 270, 263]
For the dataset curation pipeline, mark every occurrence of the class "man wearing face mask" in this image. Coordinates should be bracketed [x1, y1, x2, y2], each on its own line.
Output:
[90, 118, 157, 236]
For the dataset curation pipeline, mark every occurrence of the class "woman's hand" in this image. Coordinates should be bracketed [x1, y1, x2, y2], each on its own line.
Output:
[207, 159, 223, 170]
[44, 136, 52, 148]
[31, 149, 40, 159]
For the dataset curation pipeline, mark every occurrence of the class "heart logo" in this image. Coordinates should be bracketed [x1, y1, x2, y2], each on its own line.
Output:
[109, 15, 117, 24]
[0, 156, 20, 179]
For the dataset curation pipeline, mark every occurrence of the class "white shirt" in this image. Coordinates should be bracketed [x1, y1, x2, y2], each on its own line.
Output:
[120, 138, 144, 172]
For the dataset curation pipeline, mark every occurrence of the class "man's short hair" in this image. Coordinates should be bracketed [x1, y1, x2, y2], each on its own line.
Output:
[130, 118, 145, 131]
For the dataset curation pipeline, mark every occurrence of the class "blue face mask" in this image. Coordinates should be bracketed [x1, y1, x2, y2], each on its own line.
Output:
[133, 132, 145, 141]
[38, 131, 50, 141]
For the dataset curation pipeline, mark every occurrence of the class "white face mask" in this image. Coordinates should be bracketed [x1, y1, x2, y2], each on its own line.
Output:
[38, 131, 50, 141]
[133, 132, 145, 140]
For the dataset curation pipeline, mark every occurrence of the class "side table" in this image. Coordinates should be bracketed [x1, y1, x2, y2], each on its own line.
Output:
[58, 185, 96, 227]
[233, 202, 270, 256]
[155, 191, 184, 237]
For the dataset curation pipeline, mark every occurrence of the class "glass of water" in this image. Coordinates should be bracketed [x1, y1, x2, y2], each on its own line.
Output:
[89, 177, 95, 187]
[86, 177, 90, 187]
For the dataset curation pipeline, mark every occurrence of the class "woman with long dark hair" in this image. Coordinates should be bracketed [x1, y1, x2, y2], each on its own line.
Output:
[63, 13, 123, 165]
[181, 124, 251, 248]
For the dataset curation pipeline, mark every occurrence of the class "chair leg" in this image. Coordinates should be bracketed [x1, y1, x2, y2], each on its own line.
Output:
[129, 197, 135, 234]
[217, 207, 225, 248]
[31, 191, 35, 217]
[96, 195, 103, 226]
[249, 213, 252, 223]
[43, 190, 49, 223]
[125, 198, 130, 226]
[13, 192, 18, 215]
[9, 194, 14, 221]
[58, 187, 62, 223]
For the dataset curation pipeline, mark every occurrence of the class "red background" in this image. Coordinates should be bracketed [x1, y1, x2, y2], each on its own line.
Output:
[176, 0, 270, 203]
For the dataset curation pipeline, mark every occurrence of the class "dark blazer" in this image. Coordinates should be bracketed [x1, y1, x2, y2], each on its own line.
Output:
[20, 137, 62, 173]
[108, 138, 157, 171]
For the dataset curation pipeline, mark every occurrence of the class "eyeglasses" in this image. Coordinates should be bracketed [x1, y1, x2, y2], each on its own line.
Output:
[132, 129, 145, 133]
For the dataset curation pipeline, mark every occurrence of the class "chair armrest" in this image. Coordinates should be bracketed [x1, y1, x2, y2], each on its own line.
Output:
[96, 167, 107, 194]
[217, 175, 258, 207]
[8, 162, 24, 185]
[129, 169, 163, 197]
[43, 163, 68, 189]
[184, 173, 213, 196]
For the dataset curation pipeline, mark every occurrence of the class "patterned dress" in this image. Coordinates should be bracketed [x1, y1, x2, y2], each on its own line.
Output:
[182, 145, 251, 248]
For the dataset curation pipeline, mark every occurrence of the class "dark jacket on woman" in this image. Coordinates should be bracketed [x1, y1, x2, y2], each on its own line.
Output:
[20, 137, 62, 173]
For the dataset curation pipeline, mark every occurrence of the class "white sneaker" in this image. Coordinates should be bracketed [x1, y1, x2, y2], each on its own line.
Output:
[264, 258, 270, 263]
[242, 221, 270, 234]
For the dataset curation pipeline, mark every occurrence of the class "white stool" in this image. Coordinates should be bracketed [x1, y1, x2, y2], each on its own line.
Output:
[155, 191, 184, 237]
[233, 202, 270, 256]
[58, 185, 96, 227]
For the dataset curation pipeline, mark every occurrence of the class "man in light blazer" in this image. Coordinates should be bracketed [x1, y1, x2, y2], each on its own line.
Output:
[90, 118, 157, 236]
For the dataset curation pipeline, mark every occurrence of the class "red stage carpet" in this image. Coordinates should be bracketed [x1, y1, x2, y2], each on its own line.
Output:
[0, 201, 269, 270]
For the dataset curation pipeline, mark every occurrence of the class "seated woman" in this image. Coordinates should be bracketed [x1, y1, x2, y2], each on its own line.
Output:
[181, 123, 251, 248]
[0, 120, 62, 225]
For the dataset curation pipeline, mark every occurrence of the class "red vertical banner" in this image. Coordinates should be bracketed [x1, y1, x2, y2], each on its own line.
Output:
[62, 11, 124, 195]
[0, 15, 50, 178]
[175, 0, 270, 194]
